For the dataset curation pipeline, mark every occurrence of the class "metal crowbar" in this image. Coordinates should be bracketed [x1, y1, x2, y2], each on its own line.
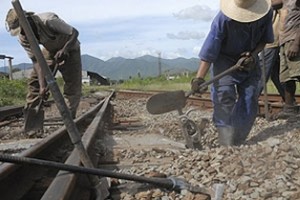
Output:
[0, 153, 225, 199]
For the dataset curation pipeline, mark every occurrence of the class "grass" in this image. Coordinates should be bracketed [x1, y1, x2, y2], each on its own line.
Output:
[0, 78, 27, 106]
[1, 75, 299, 107]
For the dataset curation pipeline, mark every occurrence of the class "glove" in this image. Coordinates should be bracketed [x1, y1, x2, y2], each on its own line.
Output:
[237, 52, 256, 72]
[191, 77, 207, 94]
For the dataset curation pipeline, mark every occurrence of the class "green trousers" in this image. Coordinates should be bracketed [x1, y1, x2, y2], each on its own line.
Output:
[25, 49, 82, 119]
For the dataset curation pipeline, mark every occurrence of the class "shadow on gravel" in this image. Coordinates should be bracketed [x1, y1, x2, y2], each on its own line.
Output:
[246, 116, 300, 145]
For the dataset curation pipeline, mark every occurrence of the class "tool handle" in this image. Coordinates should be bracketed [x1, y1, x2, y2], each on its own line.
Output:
[200, 64, 240, 88]
[186, 61, 242, 98]
[0, 154, 188, 192]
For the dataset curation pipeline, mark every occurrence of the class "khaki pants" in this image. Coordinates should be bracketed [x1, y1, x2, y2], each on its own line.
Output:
[279, 41, 300, 83]
[26, 48, 82, 118]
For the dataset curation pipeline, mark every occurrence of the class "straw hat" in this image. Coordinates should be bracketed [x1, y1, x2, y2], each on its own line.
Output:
[220, 0, 271, 22]
[5, 8, 34, 36]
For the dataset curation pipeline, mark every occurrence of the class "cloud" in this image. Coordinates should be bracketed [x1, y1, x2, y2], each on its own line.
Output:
[0, 0, 219, 64]
[173, 5, 217, 21]
[167, 31, 206, 40]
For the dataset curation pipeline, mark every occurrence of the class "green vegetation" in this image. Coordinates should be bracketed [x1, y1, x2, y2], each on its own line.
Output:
[112, 74, 299, 96]
[1, 74, 299, 107]
[0, 78, 27, 106]
[0, 77, 65, 107]
[118, 75, 193, 91]
[62, 74, 300, 99]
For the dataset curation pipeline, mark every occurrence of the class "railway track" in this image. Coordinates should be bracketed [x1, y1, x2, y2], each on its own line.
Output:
[116, 90, 299, 116]
[0, 90, 215, 200]
[0, 91, 114, 200]
[1, 90, 298, 122]
[1, 90, 300, 200]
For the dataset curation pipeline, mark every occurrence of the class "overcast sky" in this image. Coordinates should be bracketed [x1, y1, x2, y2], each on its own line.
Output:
[0, 0, 219, 65]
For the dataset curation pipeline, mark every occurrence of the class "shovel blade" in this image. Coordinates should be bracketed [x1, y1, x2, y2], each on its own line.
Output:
[24, 108, 44, 132]
[146, 90, 187, 114]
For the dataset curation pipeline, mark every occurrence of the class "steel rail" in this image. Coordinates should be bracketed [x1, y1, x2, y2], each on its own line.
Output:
[41, 92, 114, 200]
[0, 105, 23, 121]
[0, 93, 111, 199]
[1, 90, 300, 124]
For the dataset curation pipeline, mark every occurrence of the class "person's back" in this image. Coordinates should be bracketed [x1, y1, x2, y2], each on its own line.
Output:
[5, 8, 82, 120]
[16, 12, 80, 61]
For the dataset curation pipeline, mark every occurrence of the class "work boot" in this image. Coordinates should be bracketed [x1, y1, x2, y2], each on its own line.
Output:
[233, 129, 247, 146]
[217, 126, 235, 146]
[274, 105, 298, 119]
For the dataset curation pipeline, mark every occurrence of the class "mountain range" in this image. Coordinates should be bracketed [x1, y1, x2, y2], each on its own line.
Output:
[0, 54, 199, 80]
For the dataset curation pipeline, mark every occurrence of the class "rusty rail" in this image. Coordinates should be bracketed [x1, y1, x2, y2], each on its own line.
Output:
[41, 92, 114, 200]
[0, 92, 114, 199]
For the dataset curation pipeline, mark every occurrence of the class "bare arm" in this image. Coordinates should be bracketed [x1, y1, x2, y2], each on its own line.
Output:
[32, 61, 47, 96]
[55, 28, 79, 62]
[252, 42, 267, 56]
[196, 60, 211, 79]
[62, 28, 79, 52]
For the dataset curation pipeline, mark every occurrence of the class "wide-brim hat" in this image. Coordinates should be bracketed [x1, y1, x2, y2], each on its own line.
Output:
[220, 0, 271, 23]
[5, 8, 34, 36]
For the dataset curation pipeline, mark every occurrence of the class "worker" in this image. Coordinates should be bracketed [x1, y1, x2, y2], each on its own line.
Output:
[191, 0, 274, 146]
[277, 0, 300, 118]
[257, 0, 285, 102]
[5, 8, 82, 119]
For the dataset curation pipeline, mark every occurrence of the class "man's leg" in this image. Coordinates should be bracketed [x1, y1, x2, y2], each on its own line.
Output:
[269, 47, 285, 101]
[257, 47, 277, 97]
[59, 50, 82, 119]
[276, 43, 299, 119]
[285, 80, 296, 106]
[25, 67, 40, 109]
[211, 81, 236, 146]
[233, 76, 259, 145]
[276, 80, 298, 119]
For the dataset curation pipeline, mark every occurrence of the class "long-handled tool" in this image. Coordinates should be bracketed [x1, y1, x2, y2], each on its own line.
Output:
[147, 60, 245, 115]
[24, 65, 59, 133]
[261, 50, 270, 120]
[0, 153, 225, 199]
[146, 59, 246, 149]
[12, 1, 109, 199]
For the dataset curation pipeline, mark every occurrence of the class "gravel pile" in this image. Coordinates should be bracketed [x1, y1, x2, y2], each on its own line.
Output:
[111, 97, 300, 200]
[2, 95, 300, 199]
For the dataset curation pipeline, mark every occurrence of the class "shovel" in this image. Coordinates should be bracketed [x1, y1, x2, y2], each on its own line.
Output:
[23, 65, 59, 133]
[147, 59, 245, 115]
[23, 98, 45, 132]
[0, 153, 225, 199]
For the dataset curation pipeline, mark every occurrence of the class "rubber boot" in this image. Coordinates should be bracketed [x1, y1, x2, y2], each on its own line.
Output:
[275, 105, 298, 119]
[233, 128, 247, 146]
[217, 126, 235, 146]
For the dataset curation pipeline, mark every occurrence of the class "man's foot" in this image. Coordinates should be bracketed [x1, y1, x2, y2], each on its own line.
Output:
[273, 105, 298, 120]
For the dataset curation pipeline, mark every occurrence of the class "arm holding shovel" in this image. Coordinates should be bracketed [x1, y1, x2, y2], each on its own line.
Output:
[191, 60, 211, 95]
[190, 53, 258, 96]
[33, 61, 48, 99]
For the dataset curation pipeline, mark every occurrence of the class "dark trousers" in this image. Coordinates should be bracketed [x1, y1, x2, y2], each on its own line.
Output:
[258, 47, 285, 101]
[26, 49, 82, 118]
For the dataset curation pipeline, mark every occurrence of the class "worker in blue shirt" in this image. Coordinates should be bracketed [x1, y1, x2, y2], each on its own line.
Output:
[191, 0, 274, 146]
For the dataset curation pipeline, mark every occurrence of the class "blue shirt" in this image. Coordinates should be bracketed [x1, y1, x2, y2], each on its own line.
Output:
[199, 9, 274, 66]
